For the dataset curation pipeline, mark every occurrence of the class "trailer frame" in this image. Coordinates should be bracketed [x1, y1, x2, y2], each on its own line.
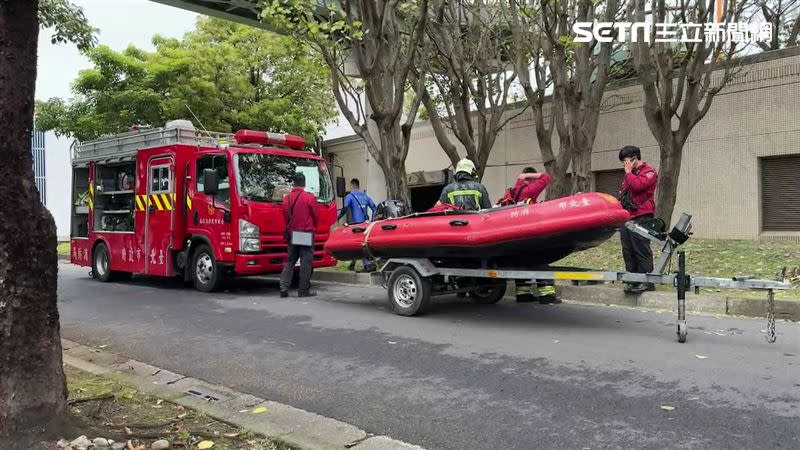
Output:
[369, 213, 793, 343]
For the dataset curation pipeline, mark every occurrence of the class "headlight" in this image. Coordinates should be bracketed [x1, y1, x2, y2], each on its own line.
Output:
[239, 219, 260, 252]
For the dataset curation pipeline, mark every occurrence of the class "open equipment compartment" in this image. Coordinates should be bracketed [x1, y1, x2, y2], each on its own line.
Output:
[92, 161, 136, 233]
[71, 165, 90, 238]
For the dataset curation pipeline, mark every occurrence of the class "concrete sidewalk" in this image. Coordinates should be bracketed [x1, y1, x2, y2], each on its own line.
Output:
[62, 339, 423, 450]
[310, 270, 800, 322]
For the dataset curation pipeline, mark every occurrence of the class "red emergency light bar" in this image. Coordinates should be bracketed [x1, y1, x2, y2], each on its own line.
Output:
[233, 130, 306, 150]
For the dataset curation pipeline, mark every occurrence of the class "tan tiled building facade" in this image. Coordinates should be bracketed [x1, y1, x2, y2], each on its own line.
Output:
[324, 47, 800, 239]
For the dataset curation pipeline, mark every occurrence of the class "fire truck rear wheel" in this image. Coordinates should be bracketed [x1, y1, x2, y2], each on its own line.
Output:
[192, 244, 220, 292]
[92, 243, 132, 282]
[92, 243, 113, 282]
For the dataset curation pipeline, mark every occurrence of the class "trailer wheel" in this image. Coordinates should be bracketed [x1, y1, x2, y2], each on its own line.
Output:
[92, 243, 113, 282]
[192, 244, 220, 292]
[388, 266, 431, 316]
[469, 281, 507, 304]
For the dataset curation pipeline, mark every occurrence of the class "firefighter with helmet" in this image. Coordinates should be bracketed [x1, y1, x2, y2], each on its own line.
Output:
[436, 159, 492, 211]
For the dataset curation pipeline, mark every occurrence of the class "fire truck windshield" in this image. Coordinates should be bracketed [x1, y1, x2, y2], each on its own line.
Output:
[234, 153, 334, 203]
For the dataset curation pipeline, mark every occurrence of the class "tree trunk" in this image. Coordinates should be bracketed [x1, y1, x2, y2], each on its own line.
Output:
[570, 142, 593, 193]
[654, 137, 684, 227]
[383, 160, 412, 208]
[376, 122, 413, 208]
[543, 141, 573, 200]
[0, 0, 68, 440]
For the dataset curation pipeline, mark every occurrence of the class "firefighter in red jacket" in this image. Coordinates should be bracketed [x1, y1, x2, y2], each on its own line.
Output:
[617, 145, 658, 294]
[280, 172, 319, 298]
[499, 167, 559, 304]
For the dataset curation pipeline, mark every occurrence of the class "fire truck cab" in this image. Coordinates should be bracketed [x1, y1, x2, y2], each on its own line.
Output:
[69, 120, 337, 292]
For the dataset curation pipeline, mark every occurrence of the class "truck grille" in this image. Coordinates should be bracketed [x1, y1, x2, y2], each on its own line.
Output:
[260, 232, 328, 255]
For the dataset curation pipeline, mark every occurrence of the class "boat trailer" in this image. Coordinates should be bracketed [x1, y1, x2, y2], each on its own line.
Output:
[370, 213, 795, 343]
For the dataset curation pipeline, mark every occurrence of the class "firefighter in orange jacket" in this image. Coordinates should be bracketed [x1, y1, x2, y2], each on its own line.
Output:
[500, 167, 560, 304]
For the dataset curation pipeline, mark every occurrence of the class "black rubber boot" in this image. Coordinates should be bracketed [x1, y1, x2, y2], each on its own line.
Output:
[516, 294, 536, 303]
[538, 294, 562, 304]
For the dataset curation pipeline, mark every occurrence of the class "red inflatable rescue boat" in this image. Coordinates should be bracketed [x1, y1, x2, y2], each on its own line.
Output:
[325, 192, 631, 268]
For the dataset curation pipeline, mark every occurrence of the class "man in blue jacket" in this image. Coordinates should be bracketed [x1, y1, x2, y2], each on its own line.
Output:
[337, 178, 377, 271]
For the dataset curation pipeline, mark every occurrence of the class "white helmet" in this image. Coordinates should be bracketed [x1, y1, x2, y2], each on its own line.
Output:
[455, 159, 476, 175]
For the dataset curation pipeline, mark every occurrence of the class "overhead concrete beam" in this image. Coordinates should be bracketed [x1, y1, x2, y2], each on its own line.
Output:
[150, 0, 282, 33]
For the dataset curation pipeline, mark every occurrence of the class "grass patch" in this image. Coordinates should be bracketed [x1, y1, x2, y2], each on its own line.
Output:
[57, 242, 70, 256]
[35, 366, 293, 450]
[559, 237, 800, 300]
[321, 260, 370, 272]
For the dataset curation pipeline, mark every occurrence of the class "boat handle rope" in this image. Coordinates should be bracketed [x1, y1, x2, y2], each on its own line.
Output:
[361, 221, 378, 260]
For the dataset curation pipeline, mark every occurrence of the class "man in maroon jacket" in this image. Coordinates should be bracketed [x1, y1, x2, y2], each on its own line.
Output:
[279, 172, 319, 298]
[499, 167, 560, 304]
[618, 145, 658, 294]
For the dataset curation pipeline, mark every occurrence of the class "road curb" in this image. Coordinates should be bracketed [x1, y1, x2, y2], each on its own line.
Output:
[61, 339, 424, 450]
[314, 269, 799, 321]
[314, 270, 372, 285]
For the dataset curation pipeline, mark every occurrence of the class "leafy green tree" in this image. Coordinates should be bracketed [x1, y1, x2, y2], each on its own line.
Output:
[39, 0, 98, 50]
[36, 17, 337, 142]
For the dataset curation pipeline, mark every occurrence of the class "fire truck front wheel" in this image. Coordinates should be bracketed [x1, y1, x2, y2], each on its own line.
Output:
[192, 244, 220, 292]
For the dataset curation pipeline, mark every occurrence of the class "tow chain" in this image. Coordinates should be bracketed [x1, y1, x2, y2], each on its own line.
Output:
[766, 289, 776, 344]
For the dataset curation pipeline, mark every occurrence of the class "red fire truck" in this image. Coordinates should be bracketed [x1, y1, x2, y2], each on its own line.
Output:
[69, 121, 338, 291]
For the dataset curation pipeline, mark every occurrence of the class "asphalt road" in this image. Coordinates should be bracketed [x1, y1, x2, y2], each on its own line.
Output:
[57, 263, 800, 450]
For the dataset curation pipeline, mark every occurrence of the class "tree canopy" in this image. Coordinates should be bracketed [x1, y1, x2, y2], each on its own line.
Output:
[39, 0, 98, 51]
[36, 17, 337, 142]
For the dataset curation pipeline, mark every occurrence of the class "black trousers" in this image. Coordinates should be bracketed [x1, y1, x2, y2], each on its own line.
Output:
[620, 214, 654, 275]
[280, 244, 313, 292]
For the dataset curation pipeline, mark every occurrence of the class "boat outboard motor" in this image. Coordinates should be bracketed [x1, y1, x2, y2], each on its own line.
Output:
[375, 200, 409, 220]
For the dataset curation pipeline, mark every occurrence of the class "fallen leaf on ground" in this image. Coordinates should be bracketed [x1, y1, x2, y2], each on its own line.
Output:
[223, 433, 239, 438]
[177, 413, 188, 419]
[197, 440, 215, 449]
[124, 427, 132, 435]
[387, 341, 397, 345]
[251, 406, 267, 414]
[156, 399, 163, 405]
[660, 405, 675, 411]
[98, 344, 108, 348]
[695, 354, 709, 359]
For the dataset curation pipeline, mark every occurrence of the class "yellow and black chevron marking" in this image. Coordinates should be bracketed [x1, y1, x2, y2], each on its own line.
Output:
[135, 193, 177, 211]
[186, 195, 192, 210]
[88, 184, 94, 210]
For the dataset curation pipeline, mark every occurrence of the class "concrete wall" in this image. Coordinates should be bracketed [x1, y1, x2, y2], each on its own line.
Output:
[324, 48, 800, 239]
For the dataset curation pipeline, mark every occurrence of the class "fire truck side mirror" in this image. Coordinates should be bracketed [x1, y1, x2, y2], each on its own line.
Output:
[203, 169, 219, 196]
[336, 176, 346, 198]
